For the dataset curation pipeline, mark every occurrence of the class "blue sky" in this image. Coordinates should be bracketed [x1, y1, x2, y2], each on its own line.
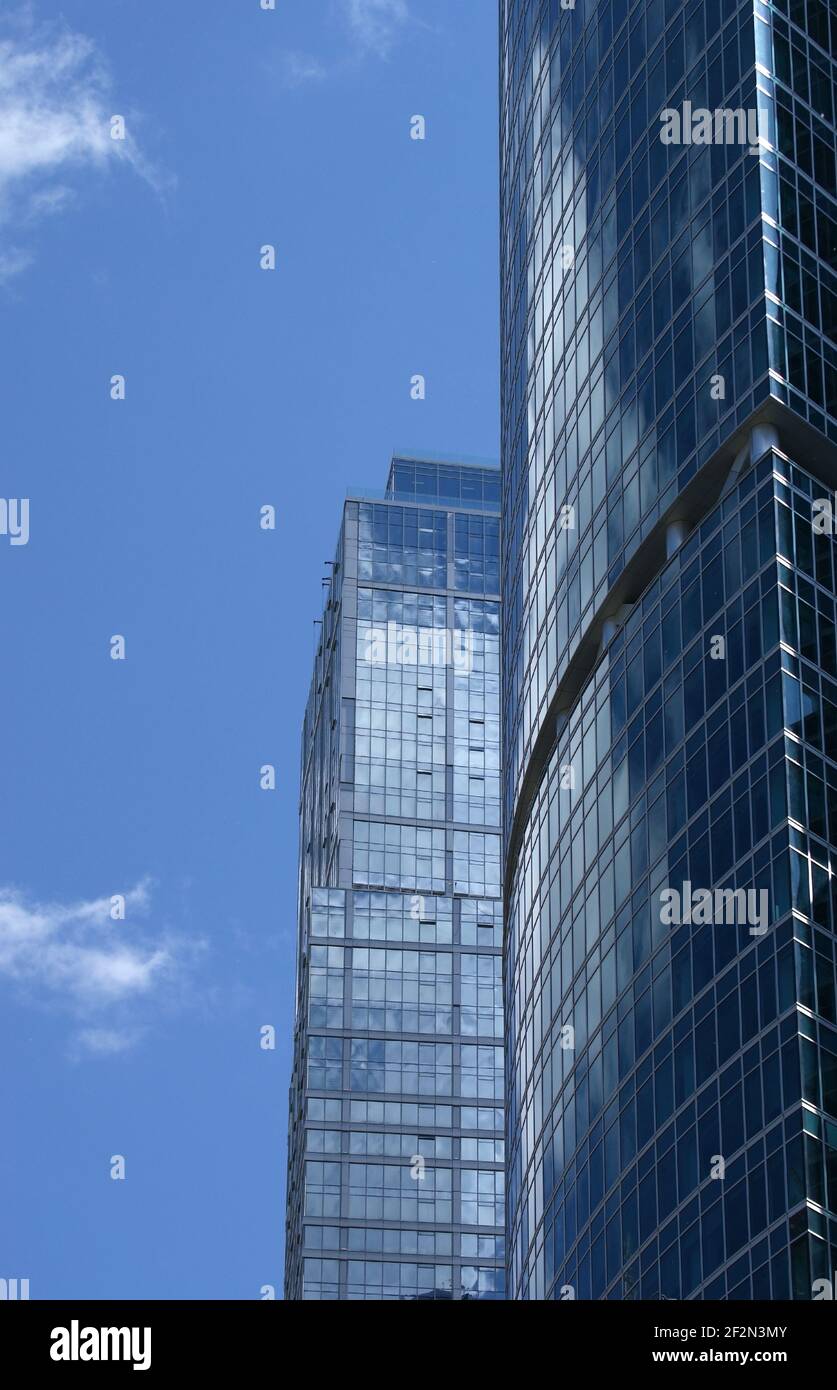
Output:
[0, 1, 498, 1297]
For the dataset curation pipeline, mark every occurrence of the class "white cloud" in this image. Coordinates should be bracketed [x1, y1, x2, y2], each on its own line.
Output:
[0, 32, 111, 193]
[272, 0, 411, 89]
[0, 879, 199, 1054]
[0, 246, 32, 282]
[342, 0, 410, 58]
[281, 50, 327, 88]
[74, 1027, 140, 1057]
[0, 13, 164, 280]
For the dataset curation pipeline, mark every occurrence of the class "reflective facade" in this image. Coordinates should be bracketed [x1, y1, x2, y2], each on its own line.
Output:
[500, 0, 837, 1297]
[285, 458, 505, 1299]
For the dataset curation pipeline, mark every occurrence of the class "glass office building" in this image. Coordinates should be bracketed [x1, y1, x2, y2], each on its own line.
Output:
[284, 457, 506, 1300]
[500, 0, 837, 1298]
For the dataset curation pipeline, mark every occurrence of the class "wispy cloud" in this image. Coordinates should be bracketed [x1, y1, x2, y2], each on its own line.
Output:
[0, 11, 165, 280]
[275, 0, 411, 88]
[73, 1026, 142, 1058]
[342, 0, 410, 59]
[0, 245, 32, 282]
[281, 50, 327, 88]
[0, 879, 201, 1056]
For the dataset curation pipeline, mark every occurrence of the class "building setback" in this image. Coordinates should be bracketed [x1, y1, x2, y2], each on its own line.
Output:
[285, 457, 505, 1299]
[501, 0, 837, 1298]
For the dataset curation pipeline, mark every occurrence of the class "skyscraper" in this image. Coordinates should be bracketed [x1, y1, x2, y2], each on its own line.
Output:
[285, 457, 505, 1300]
[501, 0, 837, 1299]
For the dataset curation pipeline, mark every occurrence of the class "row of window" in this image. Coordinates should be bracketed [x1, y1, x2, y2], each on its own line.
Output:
[387, 460, 500, 511]
[309, 889, 502, 947]
[304, 1129, 505, 1164]
[351, 823, 502, 898]
[302, 1258, 504, 1301]
[307, 1037, 504, 1101]
[304, 1161, 503, 1228]
[305, 1099, 503, 1133]
[358, 505, 448, 589]
[308, 944, 503, 1037]
[302, 1223, 504, 1261]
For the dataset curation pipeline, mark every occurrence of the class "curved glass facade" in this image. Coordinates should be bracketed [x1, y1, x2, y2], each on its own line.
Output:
[501, 0, 837, 1299]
